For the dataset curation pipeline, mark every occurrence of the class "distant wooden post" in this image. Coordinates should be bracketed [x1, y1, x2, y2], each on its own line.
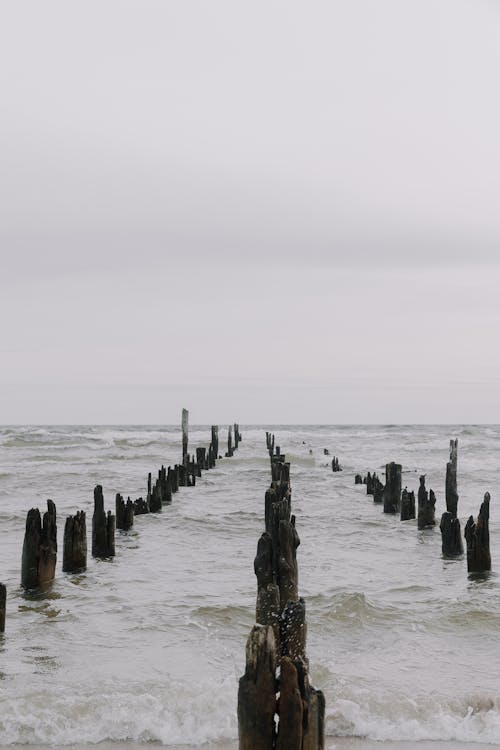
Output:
[92, 485, 115, 558]
[446, 439, 459, 517]
[417, 476, 436, 529]
[211, 425, 219, 457]
[373, 476, 385, 504]
[63, 511, 87, 572]
[383, 462, 402, 514]
[0, 583, 6, 633]
[400, 488, 415, 521]
[355, 474, 363, 484]
[21, 500, 57, 589]
[237, 624, 277, 750]
[182, 408, 189, 462]
[234, 423, 240, 451]
[464, 493, 491, 573]
[116, 494, 134, 530]
[225, 425, 234, 457]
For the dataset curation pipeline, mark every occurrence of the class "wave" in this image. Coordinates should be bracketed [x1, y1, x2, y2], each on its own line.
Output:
[330, 691, 500, 743]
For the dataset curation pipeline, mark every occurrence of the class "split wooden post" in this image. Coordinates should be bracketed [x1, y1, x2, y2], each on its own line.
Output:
[464, 493, 491, 573]
[116, 494, 134, 530]
[92, 485, 115, 558]
[237, 624, 277, 750]
[21, 500, 57, 589]
[417, 475, 436, 529]
[383, 462, 402, 514]
[211, 425, 219, 457]
[400, 488, 415, 521]
[446, 439, 459, 516]
[63, 511, 87, 572]
[182, 408, 189, 462]
[0, 583, 6, 633]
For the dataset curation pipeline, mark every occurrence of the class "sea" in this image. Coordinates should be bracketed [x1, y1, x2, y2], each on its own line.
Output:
[0, 424, 499, 748]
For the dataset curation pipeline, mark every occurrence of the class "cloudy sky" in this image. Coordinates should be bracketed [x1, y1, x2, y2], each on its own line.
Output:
[1, 0, 500, 423]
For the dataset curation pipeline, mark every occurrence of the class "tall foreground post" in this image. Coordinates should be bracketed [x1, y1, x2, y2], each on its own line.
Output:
[238, 434, 325, 749]
[21, 500, 57, 589]
[182, 408, 189, 462]
[383, 462, 402, 514]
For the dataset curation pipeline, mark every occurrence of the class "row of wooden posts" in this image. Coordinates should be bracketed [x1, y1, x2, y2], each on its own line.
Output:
[237, 431, 325, 750]
[354, 439, 491, 574]
[0, 414, 242, 634]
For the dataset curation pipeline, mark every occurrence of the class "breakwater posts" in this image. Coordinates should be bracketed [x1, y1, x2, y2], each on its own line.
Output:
[0, 583, 6, 633]
[92, 485, 115, 558]
[63, 511, 87, 572]
[21, 499, 57, 589]
[465, 493, 491, 574]
[440, 440, 463, 557]
[238, 434, 325, 749]
[331, 457, 341, 472]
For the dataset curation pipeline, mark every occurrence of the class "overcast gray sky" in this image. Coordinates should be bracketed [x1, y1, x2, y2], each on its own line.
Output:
[1, 0, 500, 423]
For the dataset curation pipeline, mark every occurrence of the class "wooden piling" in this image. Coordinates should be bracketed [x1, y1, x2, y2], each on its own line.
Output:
[0, 583, 6, 633]
[446, 439, 459, 517]
[355, 474, 363, 484]
[134, 496, 150, 515]
[237, 624, 277, 750]
[440, 511, 463, 557]
[383, 462, 402, 514]
[281, 597, 307, 662]
[373, 476, 385, 504]
[63, 510, 87, 572]
[464, 492, 491, 573]
[92, 485, 115, 558]
[225, 425, 234, 457]
[182, 408, 189, 462]
[417, 475, 436, 529]
[234, 423, 240, 451]
[116, 494, 134, 530]
[276, 657, 303, 750]
[400, 488, 415, 521]
[21, 500, 57, 589]
[331, 457, 341, 472]
[211, 425, 219, 457]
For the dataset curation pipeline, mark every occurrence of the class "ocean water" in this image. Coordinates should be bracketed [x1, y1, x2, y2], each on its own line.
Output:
[0, 424, 499, 746]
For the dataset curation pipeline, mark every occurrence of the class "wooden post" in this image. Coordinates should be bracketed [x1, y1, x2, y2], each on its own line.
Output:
[211, 425, 219, 457]
[0, 583, 6, 633]
[92, 485, 115, 558]
[182, 408, 189, 462]
[373, 476, 385, 504]
[116, 494, 134, 530]
[446, 438, 459, 517]
[464, 492, 491, 573]
[383, 462, 402, 514]
[417, 475, 436, 529]
[440, 511, 463, 557]
[400, 488, 415, 521]
[134, 496, 150, 514]
[278, 518, 300, 609]
[281, 597, 307, 662]
[237, 624, 277, 750]
[234, 423, 239, 451]
[21, 500, 57, 589]
[276, 657, 303, 750]
[366, 472, 373, 494]
[63, 511, 87, 572]
[355, 474, 363, 484]
[225, 425, 234, 457]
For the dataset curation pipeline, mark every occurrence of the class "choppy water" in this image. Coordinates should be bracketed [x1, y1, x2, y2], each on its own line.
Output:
[0, 424, 499, 746]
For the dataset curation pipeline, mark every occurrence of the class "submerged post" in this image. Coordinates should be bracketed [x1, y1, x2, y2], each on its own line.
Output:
[464, 493, 491, 574]
[63, 511, 87, 572]
[21, 500, 57, 589]
[182, 408, 189, 462]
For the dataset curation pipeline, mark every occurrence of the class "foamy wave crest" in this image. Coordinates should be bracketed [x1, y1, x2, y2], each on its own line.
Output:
[0, 677, 238, 745]
[329, 692, 500, 743]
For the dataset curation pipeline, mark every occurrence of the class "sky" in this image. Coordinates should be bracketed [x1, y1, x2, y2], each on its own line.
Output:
[1, 0, 500, 424]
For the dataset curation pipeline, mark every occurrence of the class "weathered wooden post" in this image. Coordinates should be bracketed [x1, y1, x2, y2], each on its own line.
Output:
[0, 583, 6, 633]
[366, 472, 373, 495]
[211, 425, 219, 457]
[464, 493, 491, 573]
[446, 439, 459, 516]
[417, 475, 436, 529]
[63, 511, 87, 572]
[441, 439, 463, 556]
[355, 474, 363, 484]
[234, 423, 240, 451]
[182, 408, 189, 462]
[237, 624, 277, 750]
[331, 457, 341, 472]
[134, 496, 150, 514]
[21, 500, 57, 589]
[383, 462, 402, 514]
[401, 488, 415, 521]
[92, 485, 115, 558]
[373, 476, 385, 504]
[116, 494, 134, 530]
[225, 425, 234, 457]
